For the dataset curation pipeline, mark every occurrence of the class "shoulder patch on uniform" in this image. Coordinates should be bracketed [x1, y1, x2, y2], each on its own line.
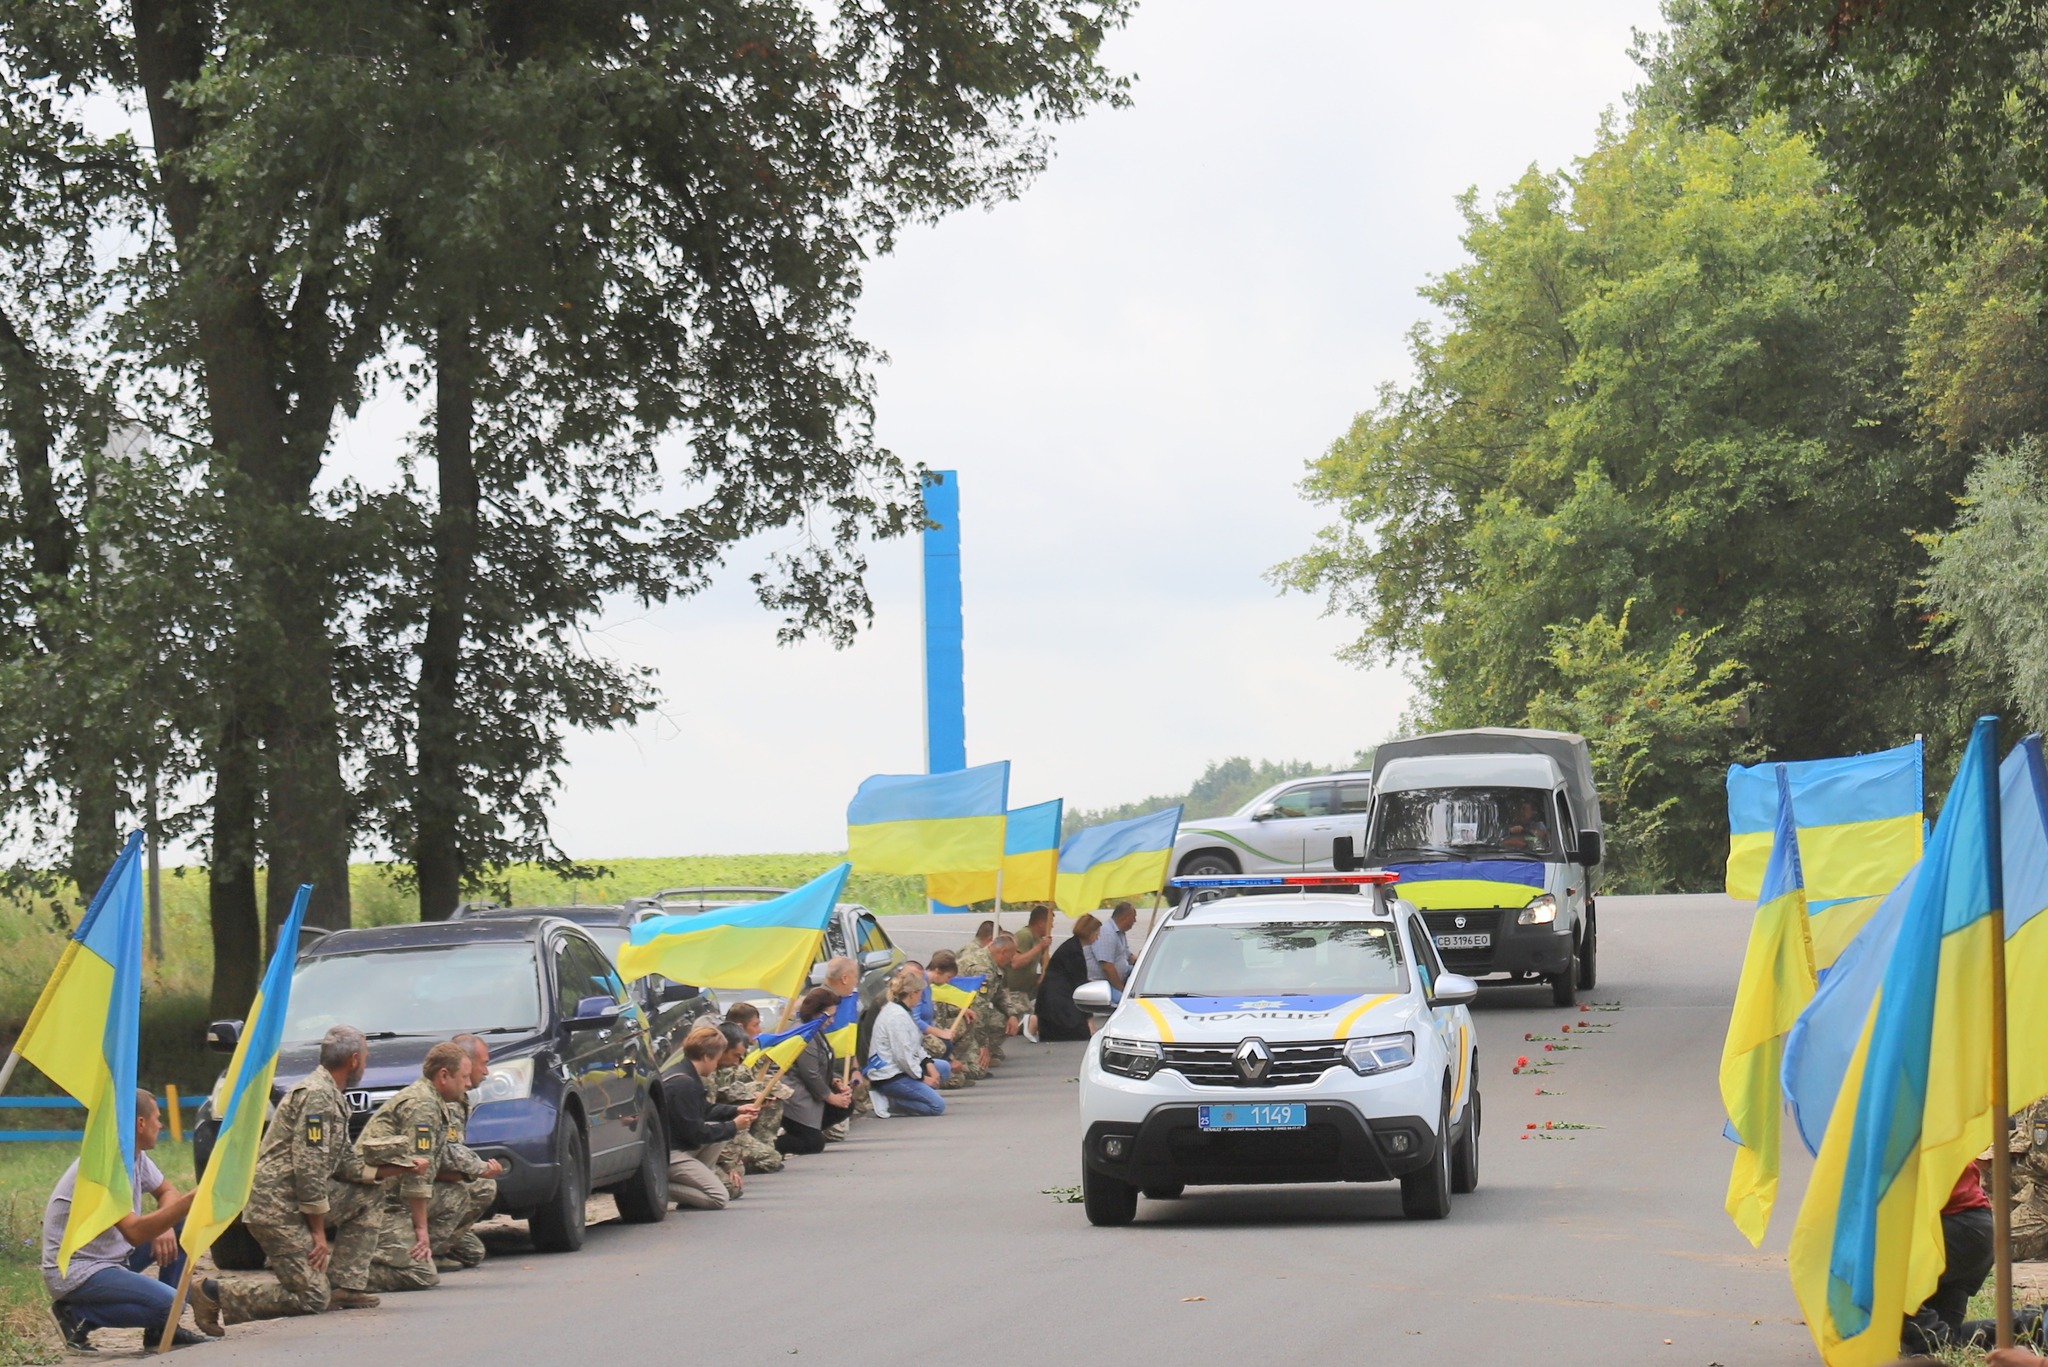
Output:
[445, 1122, 461, 1143]
[305, 1112, 325, 1146]
[413, 1123, 435, 1154]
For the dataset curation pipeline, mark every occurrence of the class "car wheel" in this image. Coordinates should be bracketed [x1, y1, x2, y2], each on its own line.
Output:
[1400, 1096, 1453, 1220]
[1576, 913, 1598, 990]
[610, 1099, 669, 1225]
[1142, 1183, 1185, 1200]
[528, 1114, 589, 1253]
[1549, 936, 1579, 1007]
[1451, 1083, 1480, 1195]
[208, 1217, 267, 1272]
[1165, 851, 1238, 905]
[1082, 1162, 1138, 1227]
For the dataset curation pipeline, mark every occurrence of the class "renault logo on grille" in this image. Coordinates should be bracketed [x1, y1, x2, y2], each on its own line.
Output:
[1234, 1038, 1272, 1082]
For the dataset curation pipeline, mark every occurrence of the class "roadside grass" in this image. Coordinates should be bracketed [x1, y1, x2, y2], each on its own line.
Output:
[0, 1142, 197, 1366]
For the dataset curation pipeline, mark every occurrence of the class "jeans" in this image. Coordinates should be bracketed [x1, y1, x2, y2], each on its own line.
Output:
[873, 1074, 946, 1116]
[59, 1241, 185, 1332]
[1902, 1207, 1994, 1354]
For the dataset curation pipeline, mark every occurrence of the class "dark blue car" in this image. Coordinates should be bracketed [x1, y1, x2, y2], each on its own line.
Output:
[192, 916, 669, 1266]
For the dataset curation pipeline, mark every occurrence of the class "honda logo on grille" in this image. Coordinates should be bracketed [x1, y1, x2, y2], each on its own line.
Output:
[345, 1090, 371, 1112]
[1234, 1038, 1272, 1082]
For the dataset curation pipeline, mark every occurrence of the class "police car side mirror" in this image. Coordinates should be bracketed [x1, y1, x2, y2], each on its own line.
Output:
[206, 1019, 243, 1054]
[1073, 981, 1118, 1016]
[1428, 973, 1479, 1007]
[1331, 836, 1360, 872]
[1572, 831, 1602, 866]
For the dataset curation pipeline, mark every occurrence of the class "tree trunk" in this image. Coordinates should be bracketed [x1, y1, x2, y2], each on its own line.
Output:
[414, 317, 479, 921]
[207, 701, 261, 1019]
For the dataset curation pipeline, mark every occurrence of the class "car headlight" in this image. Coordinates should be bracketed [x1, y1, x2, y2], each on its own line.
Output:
[1344, 1032, 1415, 1076]
[475, 1056, 534, 1103]
[1099, 1036, 1163, 1080]
[1518, 893, 1558, 925]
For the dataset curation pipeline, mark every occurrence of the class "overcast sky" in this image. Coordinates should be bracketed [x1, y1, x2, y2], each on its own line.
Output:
[525, 1, 1662, 858]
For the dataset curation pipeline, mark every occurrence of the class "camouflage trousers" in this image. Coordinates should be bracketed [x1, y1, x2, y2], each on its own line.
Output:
[361, 1188, 474, 1293]
[429, 1177, 496, 1266]
[2015, 1184, 2048, 1261]
[220, 1179, 386, 1321]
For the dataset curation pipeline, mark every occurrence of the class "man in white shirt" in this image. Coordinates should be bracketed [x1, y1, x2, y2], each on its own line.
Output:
[42, 1090, 204, 1350]
[1083, 902, 1140, 999]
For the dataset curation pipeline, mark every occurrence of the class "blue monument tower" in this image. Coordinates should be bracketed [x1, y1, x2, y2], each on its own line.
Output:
[922, 470, 966, 775]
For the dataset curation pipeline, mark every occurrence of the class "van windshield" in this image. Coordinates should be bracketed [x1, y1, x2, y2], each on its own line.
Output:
[1369, 786, 1562, 862]
[1132, 922, 1404, 998]
[282, 942, 543, 1042]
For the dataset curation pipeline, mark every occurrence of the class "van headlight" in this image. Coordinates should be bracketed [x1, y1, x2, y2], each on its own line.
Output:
[1099, 1037, 1163, 1080]
[1344, 1033, 1414, 1076]
[1518, 894, 1558, 925]
[475, 1056, 534, 1103]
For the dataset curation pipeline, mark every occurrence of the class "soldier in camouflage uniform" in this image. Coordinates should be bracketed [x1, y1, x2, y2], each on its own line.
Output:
[711, 1024, 783, 1195]
[356, 1042, 473, 1293]
[954, 938, 1004, 1070]
[430, 1035, 503, 1270]
[196, 1026, 424, 1328]
[924, 953, 982, 1086]
[2009, 1097, 2048, 1259]
[986, 935, 1034, 1058]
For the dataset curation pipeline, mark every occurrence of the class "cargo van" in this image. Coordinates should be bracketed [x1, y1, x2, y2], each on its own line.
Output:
[1363, 728, 1602, 1005]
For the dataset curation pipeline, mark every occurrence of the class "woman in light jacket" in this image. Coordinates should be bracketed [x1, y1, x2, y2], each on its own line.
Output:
[776, 987, 853, 1155]
[866, 967, 947, 1117]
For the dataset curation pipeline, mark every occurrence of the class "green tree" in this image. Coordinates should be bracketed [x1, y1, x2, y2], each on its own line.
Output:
[1277, 115, 1960, 888]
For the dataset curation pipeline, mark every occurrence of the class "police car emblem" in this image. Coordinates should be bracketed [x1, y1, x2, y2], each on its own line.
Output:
[1233, 1038, 1273, 1082]
[1235, 999, 1291, 1011]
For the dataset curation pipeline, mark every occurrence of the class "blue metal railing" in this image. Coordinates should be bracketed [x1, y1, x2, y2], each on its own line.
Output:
[0, 1093, 201, 1143]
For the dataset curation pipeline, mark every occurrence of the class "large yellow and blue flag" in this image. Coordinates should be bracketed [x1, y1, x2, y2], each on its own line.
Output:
[926, 798, 1064, 906]
[930, 973, 987, 1014]
[744, 1018, 825, 1073]
[14, 832, 144, 1272]
[823, 990, 860, 1059]
[1726, 741, 1923, 968]
[183, 884, 312, 1258]
[618, 863, 849, 1001]
[1719, 768, 1818, 1246]
[1054, 806, 1183, 915]
[1788, 717, 2003, 1367]
[847, 763, 1009, 876]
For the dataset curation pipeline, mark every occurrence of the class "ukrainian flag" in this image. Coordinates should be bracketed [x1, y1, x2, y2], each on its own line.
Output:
[184, 885, 312, 1258]
[1788, 717, 2003, 1366]
[1719, 768, 1817, 1245]
[1054, 807, 1182, 915]
[847, 762, 1009, 876]
[930, 974, 986, 1014]
[1726, 741, 1923, 968]
[823, 990, 860, 1058]
[926, 798, 1064, 906]
[744, 1018, 825, 1074]
[619, 864, 848, 1002]
[14, 832, 144, 1273]
[2001, 734, 2048, 1115]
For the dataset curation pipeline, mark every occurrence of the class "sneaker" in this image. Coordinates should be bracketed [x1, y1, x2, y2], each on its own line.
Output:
[327, 1289, 381, 1311]
[871, 1089, 892, 1118]
[46, 1301, 94, 1354]
[1022, 1017, 1040, 1043]
[188, 1279, 224, 1338]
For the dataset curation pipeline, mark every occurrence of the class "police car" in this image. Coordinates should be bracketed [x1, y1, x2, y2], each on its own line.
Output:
[1073, 869, 1480, 1226]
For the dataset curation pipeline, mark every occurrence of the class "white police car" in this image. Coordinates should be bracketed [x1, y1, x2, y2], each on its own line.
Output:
[1073, 871, 1480, 1226]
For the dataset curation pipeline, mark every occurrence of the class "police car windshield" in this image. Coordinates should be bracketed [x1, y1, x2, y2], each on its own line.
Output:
[281, 943, 543, 1042]
[1132, 922, 1403, 997]
[1368, 786, 1559, 861]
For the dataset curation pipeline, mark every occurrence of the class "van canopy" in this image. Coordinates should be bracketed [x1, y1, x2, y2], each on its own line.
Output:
[1370, 728, 1602, 837]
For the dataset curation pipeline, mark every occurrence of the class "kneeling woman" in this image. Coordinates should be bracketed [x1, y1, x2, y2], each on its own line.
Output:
[776, 987, 855, 1155]
[865, 968, 948, 1117]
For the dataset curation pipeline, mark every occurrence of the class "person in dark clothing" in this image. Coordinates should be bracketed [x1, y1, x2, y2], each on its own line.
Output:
[1901, 1162, 1997, 1355]
[777, 988, 853, 1156]
[1034, 916, 1100, 1042]
[665, 1025, 756, 1209]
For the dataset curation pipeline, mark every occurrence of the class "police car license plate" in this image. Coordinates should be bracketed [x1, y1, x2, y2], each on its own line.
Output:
[1198, 1104, 1305, 1131]
[1435, 933, 1491, 949]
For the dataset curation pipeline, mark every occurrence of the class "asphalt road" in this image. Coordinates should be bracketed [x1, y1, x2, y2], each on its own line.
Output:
[184, 894, 1824, 1367]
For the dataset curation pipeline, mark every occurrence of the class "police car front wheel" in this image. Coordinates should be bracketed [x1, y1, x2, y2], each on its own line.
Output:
[1399, 1097, 1453, 1220]
[1082, 1163, 1138, 1226]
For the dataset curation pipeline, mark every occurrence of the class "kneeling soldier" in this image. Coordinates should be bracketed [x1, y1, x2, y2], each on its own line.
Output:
[357, 1042, 473, 1293]
[432, 1034, 503, 1270]
[193, 1026, 426, 1330]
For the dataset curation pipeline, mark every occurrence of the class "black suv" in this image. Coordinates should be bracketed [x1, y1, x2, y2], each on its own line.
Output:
[192, 916, 670, 1266]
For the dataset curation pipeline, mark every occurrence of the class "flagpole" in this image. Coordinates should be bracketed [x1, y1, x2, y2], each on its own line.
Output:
[157, 1257, 198, 1354]
[0, 1051, 20, 1095]
[1984, 717, 2014, 1351]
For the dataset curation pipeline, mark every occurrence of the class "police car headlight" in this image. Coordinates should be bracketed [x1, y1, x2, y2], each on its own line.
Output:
[1344, 1032, 1415, 1076]
[1099, 1037, 1163, 1080]
[475, 1057, 534, 1103]
[1517, 894, 1558, 925]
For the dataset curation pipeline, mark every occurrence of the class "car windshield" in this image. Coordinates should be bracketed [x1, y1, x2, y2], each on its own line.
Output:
[282, 942, 543, 1042]
[1132, 922, 1404, 997]
[1368, 786, 1560, 861]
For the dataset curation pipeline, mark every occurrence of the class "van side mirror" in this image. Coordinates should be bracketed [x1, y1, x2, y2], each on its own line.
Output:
[206, 1019, 243, 1054]
[1073, 981, 1119, 1016]
[1331, 836, 1360, 872]
[1573, 830, 1602, 866]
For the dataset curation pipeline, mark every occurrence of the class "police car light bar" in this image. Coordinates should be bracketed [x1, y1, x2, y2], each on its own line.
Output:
[1167, 871, 1401, 889]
